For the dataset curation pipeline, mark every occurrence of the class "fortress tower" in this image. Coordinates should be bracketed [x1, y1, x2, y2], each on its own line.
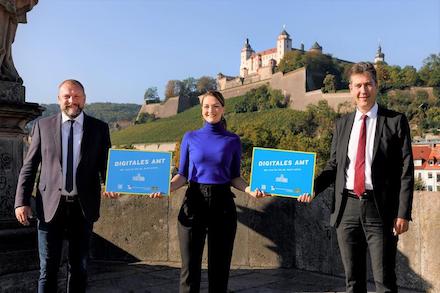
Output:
[374, 45, 385, 64]
[240, 38, 254, 77]
[277, 30, 292, 62]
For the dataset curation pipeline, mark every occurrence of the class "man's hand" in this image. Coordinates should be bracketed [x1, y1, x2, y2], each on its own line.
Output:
[393, 218, 409, 236]
[15, 206, 33, 226]
[297, 193, 313, 203]
[245, 186, 270, 198]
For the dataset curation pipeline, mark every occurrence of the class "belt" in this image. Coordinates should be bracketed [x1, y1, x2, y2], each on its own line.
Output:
[61, 194, 77, 203]
[189, 181, 231, 191]
[344, 189, 373, 200]
[188, 181, 233, 198]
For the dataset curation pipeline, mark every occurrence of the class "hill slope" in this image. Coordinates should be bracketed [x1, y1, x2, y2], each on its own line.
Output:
[111, 96, 248, 145]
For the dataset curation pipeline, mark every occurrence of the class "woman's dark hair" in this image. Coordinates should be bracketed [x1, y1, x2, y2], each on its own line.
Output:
[201, 90, 227, 129]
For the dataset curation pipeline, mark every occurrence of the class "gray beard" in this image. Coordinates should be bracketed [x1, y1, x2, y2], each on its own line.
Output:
[63, 108, 83, 119]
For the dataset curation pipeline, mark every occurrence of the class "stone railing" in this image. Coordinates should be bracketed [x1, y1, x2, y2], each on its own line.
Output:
[92, 190, 439, 292]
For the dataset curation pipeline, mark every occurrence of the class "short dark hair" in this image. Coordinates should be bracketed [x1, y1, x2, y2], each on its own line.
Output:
[349, 62, 377, 84]
[59, 79, 85, 94]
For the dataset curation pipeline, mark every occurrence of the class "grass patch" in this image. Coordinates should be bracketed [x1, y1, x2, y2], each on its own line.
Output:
[111, 96, 248, 145]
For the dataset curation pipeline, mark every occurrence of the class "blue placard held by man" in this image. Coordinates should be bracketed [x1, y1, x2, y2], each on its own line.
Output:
[105, 149, 172, 195]
[249, 147, 316, 198]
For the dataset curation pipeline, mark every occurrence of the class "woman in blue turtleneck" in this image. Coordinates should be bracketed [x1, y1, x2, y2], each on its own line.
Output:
[153, 91, 266, 293]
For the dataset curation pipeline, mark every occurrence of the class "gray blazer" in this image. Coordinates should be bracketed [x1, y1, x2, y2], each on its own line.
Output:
[15, 113, 111, 223]
[314, 106, 414, 227]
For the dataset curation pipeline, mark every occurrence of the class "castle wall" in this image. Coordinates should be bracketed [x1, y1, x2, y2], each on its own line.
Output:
[138, 96, 181, 119]
[389, 86, 436, 100]
[221, 79, 271, 99]
[131, 142, 176, 152]
[302, 90, 353, 111]
[269, 68, 307, 109]
[219, 67, 352, 111]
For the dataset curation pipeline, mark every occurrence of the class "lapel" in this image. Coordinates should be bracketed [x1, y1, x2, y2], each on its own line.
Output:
[53, 113, 62, 165]
[79, 113, 91, 167]
[372, 106, 385, 161]
[340, 112, 355, 167]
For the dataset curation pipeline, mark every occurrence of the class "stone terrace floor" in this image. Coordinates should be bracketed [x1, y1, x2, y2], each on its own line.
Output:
[0, 260, 422, 293]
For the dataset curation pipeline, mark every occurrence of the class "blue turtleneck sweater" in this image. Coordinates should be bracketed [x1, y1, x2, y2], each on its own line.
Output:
[178, 122, 241, 184]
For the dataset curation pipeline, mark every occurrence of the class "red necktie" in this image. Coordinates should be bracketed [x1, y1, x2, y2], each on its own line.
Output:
[354, 115, 367, 197]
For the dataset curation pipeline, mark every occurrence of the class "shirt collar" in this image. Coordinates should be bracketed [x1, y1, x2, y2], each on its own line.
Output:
[61, 111, 84, 127]
[355, 102, 378, 121]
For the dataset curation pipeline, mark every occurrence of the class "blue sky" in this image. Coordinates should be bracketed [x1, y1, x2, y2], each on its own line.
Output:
[14, 0, 440, 104]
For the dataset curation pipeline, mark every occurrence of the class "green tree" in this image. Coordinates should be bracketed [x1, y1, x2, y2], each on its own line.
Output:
[414, 178, 425, 191]
[388, 65, 403, 89]
[135, 112, 156, 124]
[419, 54, 440, 87]
[424, 107, 440, 130]
[400, 66, 419, 87]
[164, 80, 182, 99]
[376, 63, 392, 92]
[180, 77, 197, 97]
[234, 85, 286, 113]
[322, 74, 336, 93]
[196, 76, 217, 93]
[144, 87, 160, 104]
[277, 51, 305, 73]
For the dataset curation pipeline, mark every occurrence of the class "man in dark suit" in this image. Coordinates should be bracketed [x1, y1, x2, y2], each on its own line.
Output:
[298, 62, 414, 293]
[15, 79, 116, 293]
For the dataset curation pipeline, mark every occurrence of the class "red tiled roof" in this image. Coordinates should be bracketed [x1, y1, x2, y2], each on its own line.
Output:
[413, 145, 440, 170]
[257, 48, 277, 56]
[413, 145, 431, 160]
[429, 147, 440, 160]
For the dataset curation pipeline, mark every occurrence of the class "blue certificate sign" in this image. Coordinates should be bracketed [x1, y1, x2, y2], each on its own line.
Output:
[105, 149, 172, 195]
[249, 147, 316, 198]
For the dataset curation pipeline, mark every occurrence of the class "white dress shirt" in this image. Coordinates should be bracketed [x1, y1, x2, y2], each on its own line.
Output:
[345, 103, 378, 191]
[61, 111, 84, 195]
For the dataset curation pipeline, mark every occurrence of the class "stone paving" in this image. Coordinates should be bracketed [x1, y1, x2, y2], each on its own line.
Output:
[0, 260, 422, 293]
[86, 261, 420, 293]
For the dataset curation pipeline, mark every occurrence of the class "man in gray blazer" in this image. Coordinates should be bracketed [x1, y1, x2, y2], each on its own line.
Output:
[15, 79, 116, 293]
[298, 62, 414, 293]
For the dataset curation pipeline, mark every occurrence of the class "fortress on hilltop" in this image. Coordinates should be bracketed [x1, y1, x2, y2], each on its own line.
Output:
[138, 29, 386, 119]
[216, 29, 386, 111]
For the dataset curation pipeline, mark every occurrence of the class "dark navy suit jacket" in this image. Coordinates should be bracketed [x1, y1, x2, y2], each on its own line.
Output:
[314, 106, 414, 227]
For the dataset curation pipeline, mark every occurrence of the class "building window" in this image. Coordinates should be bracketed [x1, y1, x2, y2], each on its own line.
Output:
[429, 160, 434, 166]
[428, 185, 433, 191]
[418, 173, 422, 179]
[428, 172, 433, 179]
[437, 173, 440, 182]
[414, 160, 422, 167]
[437, 185, 440, 192]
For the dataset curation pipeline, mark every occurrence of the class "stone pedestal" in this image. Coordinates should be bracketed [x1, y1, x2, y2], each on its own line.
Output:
[0, 82, 44, 274]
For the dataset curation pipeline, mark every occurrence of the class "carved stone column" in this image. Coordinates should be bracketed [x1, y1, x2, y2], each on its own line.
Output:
[0, 80, 43, 274]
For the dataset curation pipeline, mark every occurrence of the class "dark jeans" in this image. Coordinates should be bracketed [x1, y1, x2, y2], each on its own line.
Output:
[337, 193, 398, 293]
[178, 182, 237, 293]
[37, 197, 93, 293]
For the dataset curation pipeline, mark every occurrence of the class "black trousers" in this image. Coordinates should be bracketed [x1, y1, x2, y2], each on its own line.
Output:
[178, 182, 237, 293]
[337, 192, 398, 293]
